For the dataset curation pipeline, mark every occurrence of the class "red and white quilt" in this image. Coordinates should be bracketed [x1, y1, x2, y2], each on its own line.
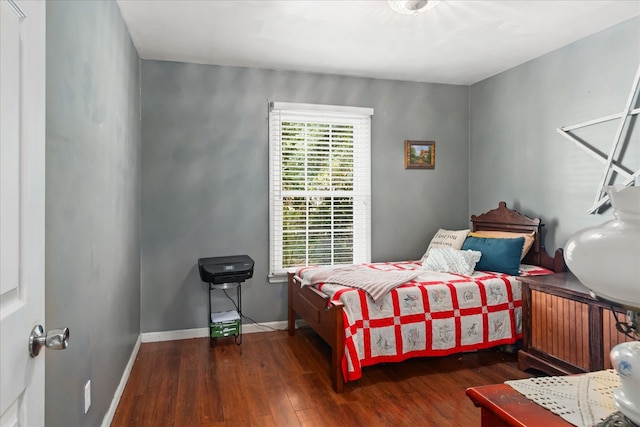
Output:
[297, 261, 553, 383]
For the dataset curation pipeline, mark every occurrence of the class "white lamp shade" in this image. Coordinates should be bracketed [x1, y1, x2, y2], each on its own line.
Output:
[564, 186, 640, 310]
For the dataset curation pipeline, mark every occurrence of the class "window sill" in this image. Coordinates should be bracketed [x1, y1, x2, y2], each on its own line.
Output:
[268, 274, 288, 284]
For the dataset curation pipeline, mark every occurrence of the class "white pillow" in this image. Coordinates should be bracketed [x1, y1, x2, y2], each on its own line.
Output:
[421, 228, 470, 260]
[422, 248, 482, 276]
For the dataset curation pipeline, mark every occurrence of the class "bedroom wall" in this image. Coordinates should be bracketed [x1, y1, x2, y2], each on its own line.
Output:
[140, 63, 469, 332]
[46, 1, 141, 426]
[469, 16, 640, 253]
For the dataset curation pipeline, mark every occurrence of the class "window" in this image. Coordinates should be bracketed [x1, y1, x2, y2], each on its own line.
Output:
[269, 102, 373, 279]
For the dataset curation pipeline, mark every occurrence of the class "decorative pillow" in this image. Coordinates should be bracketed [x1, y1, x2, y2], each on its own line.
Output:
[421, 229, 470, 260]
[422, 248, 482, 276]
[461, 236, 525, 276]
[469, 230, 535, 260]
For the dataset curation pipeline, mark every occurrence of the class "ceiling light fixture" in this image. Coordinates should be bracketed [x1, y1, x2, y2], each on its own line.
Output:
[387, 0, 440, 15]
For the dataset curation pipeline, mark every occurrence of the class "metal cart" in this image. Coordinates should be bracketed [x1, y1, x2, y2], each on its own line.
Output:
[197, 255, 254, 348]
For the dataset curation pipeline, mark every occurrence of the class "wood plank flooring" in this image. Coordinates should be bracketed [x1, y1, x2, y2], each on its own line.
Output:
[111, 328, 535, 427]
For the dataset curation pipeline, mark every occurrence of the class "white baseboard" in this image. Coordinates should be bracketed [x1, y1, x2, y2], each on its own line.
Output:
[101, 334, 142, 427]
[141, 320, 291, 343]
[100, 319, 302, 426]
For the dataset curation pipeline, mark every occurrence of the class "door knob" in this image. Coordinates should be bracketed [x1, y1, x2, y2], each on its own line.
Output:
[29, 325, 69, 357]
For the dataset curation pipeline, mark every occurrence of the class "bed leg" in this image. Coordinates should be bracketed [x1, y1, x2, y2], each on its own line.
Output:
[331, 345, 344, 393]
[287, 272, 296, 336]
[331, 310, 344, 393]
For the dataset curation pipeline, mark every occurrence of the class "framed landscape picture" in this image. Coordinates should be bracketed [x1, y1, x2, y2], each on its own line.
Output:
[405, 140, 435, 169]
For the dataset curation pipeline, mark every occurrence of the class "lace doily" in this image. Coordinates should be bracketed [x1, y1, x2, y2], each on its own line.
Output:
[505, 370, 620, 427]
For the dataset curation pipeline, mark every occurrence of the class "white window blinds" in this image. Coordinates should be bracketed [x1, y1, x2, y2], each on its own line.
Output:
[269, 102, 373, 278]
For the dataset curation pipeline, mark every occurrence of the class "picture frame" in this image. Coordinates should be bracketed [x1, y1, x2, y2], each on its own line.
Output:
[404, 140, 435, 169]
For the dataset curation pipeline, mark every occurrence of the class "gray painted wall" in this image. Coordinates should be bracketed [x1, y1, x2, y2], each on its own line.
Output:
[140, 63, 469, 332]
[45, 1, 140, 426]
[469, 16, 640, 252]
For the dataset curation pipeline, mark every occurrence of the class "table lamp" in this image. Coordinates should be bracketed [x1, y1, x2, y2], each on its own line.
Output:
[564, 185, 640, 425]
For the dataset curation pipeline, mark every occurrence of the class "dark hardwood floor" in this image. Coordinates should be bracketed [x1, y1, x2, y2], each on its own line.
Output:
[111, 328, 535, 427]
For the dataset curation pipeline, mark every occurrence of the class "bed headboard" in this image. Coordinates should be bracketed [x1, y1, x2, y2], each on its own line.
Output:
[470, 201, 566, 273]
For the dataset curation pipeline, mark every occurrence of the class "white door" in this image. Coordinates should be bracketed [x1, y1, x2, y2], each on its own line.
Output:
[0, 0, 47, 426]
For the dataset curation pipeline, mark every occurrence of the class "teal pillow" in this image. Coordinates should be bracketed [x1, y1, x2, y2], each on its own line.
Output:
[461, 236, 525, 276]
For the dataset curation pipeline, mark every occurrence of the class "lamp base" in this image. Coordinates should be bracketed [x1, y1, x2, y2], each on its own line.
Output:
[613, 389, 640, 425]
[598, 411, 638, 427]
[611, 341, 640, 425]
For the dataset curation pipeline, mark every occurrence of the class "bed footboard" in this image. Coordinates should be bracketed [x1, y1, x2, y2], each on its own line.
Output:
[288, 272, 344, 392]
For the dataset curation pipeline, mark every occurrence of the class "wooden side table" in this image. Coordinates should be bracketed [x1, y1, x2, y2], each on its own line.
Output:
[518, 272, 632, 376]
[465, 383, 570, 427]
[466, 382, 636, 427]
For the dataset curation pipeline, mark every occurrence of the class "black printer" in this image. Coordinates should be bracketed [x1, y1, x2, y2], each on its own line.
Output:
[198, 255, 254, 284]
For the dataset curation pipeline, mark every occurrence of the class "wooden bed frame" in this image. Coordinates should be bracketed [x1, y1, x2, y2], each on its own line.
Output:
[287, 201, 566, 392]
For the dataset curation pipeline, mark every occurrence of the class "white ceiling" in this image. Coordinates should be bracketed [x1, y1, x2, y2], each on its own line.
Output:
[116, 0, 640, 85]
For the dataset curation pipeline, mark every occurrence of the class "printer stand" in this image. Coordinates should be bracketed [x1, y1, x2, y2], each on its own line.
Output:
[197, 255, 253, 348]
[208, 281, 242, 348]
